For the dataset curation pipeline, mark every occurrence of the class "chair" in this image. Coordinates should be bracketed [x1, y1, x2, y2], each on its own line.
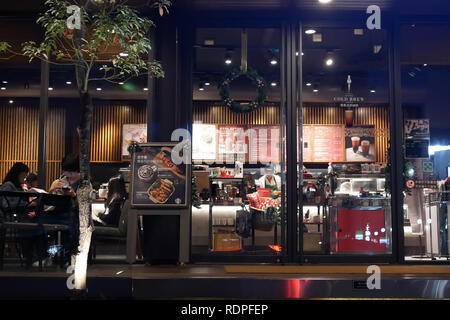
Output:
[90, 199, 129, 263]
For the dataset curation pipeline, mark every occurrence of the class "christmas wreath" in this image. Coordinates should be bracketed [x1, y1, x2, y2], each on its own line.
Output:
[219, 67, 267, 113]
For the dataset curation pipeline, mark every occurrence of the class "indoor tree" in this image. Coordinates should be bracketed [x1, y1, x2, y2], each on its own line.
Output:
[0, 0, 171, 291]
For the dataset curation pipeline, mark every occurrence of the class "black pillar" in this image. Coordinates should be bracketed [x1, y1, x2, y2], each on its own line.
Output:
[37, 60, 49, 189]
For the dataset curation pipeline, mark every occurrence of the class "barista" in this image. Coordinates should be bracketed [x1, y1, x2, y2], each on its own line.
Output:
[256, 166, 282, 199]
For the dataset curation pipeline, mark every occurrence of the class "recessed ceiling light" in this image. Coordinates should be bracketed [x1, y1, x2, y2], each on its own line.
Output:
[2, 81, 8, 84]
[271, 82, 277, 87]
[199, 87, 205, 91]
[119, 52, 128, 57]
[270, 59, 278, 65]
[305, 29, 316, 35]
[96, 88, 102, 91]
[302, 52, 304, 56]
[326, 58, 334, 66]
[296, 52, 299, 56]
[370, 90, 376, 93]
[423, 64, 428, 67]
[306, 82, 312, 87]
[48, 87, 54, 91]
[319, 0, 333, 3]
[225, 59, 232, 65]
[313, 89, 319, 93]
[66, 81, 72, 85]
[204, 82, 211, 86]
[0, 87, 6, 90]
[143, 88, 149, 91]
[119, 82, 124, 85]
[9, 100, 13, 104]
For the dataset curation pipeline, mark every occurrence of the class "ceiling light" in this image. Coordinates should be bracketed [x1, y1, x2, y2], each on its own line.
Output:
[270, 59, 278, 65]
[2, 81, 8, 84]
[326, 58, 334, 66]
[48, 87, 54, 91]
[119, 82, 124, 85]
[9, 100, 13, 104]
[296, 52, 299, 56]
[305, 29, 316, 35]
[313, 89, 319, 93]
[319, 0, 333, 3]
[66, 81, 72, 85]
[306, 82, 312, 87]
[370, 89, 376, 93]
[96, 88, 102, 91]
[423, 64, 428, 67]
[119, 52, 128, 57]
[204, 82, 211, 86]
[1, 87, 6, 90]
[225, 58, 232, 65]
[271, 82, 277, 87]
[199, 83, 205, 91]
[143, 88, 149, 91]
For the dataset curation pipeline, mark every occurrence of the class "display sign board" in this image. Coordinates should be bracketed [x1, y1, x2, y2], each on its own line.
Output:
[248, 125, 281, 163]
[405, 119, 430, 139]
[345, 126, 376, 162]
[302, 125, 345, 162]
[131, 143, 188, 208]
[192, 124, 217, 161]
[122, 123, 147, 161]
[217, 125, 248, 163]
[405, 138, 430, 159]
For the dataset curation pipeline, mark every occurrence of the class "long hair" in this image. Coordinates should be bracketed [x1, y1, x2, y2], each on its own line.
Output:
[3, 162, 30, 188]
[107, 175, 127, 205]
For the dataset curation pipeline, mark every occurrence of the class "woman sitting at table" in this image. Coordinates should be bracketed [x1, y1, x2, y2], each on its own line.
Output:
[0, 162, 36, 218]
[93, 175, 127, 227]
[0, 162, 40, 268]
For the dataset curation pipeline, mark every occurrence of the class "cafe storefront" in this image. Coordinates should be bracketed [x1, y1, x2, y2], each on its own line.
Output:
[1, 0, 450, 268]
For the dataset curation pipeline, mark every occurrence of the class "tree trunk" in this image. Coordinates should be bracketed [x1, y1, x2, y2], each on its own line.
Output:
[73, 90, 94, 291]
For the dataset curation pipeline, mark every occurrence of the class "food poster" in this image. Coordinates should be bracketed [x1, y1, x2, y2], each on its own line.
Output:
[248, 126, 281, 163]
[192, 124, 217, 161]
[122, 123, 147, 160]
[345, 126, 375, 162]
[131, 144, 187, 207]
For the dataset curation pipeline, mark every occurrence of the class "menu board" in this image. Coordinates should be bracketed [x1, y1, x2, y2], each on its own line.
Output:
[122, 123, 147, 161]
[301, 125, 345, 162]
[217, 125, 248, 162]
[192, 124, 217, 160]
[248, 126, 280, 163]
[131, 143, 188, 208]
[345, 126, 375, 162]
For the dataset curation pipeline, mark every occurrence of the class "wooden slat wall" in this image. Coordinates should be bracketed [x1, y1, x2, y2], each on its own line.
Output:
[90, 103, 147, 163]
[193, 102, 279, 125]
[193, 102, 390, 163]
[0, 103, 66, 189]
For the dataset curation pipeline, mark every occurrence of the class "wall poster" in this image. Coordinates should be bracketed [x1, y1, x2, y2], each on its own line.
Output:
[345, 126, 376, 162]
[131, 143, 188, 208]
[122, 123, 147, 161]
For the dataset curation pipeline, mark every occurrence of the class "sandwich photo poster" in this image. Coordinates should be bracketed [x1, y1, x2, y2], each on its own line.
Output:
[131, 142, 188, 208]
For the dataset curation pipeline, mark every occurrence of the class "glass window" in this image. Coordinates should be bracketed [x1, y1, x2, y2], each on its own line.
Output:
[191, 27, 285, 261]
[401, 24, 450, 262]
[300, 26, 392, 257]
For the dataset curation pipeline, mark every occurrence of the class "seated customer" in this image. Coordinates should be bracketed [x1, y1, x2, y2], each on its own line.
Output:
[0, 163, 40, 268]
[93, 175, 127, 227]
[0, 162, 36, 218]
[42, 154, 81, 264]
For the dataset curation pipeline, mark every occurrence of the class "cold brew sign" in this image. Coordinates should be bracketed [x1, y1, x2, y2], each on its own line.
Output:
[345, 126, 376, 162]
[131, 143, 188, 208]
